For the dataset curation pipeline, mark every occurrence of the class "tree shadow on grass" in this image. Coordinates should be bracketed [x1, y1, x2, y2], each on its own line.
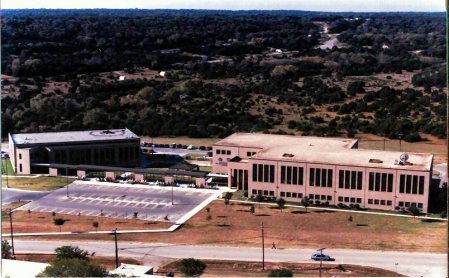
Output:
[314, 210, 336, 214]
[255, 214, 270, 217]
[291, 211, 309, 214]
[356, 223, 368, 227]
[421, 219, 444, 223]
[115, 221, 128, 224]
[216, 215, 227, 218]
[236, 209, 249, 212]
[216, 224, 231, 227]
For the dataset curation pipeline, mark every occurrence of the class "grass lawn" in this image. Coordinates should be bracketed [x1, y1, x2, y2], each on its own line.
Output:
[1, 159, 15, 176]
[1, 176, 75, 191]
[2, 210, 172, 234]
[142, 136, 219, 147]
[199, 166, 212, 172]
[39, 200, 446, 253]
[14, 254, 141, 271]
[156, 259, 404, 277]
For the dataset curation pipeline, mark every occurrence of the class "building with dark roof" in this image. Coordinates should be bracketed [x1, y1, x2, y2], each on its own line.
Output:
[8, 128, 140, 174]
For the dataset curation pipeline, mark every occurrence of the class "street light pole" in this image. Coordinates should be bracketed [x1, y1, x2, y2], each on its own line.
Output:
[66, 167, 69, 198]
[317, 247, 326, 277]
[9, 208, 15, 256]
[261, 222, 265, 270]
[113, 228, 119, 268]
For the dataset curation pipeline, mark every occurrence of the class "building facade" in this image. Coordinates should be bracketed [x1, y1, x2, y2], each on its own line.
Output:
[9, 129, 140, 175]
[212, 133, 433, 213]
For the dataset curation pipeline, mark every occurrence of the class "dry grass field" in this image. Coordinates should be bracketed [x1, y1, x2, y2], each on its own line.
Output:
[1, 177, 75, 191]
[29, 200, 446, 253]
[156, 259, 403, 277]
[2, 210, 172, 234]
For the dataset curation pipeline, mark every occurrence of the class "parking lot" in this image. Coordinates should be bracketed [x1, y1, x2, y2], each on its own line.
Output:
[18, 183, 215, 222]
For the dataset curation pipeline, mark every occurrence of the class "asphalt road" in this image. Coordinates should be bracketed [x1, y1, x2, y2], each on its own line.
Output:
[18, 183, 213, 222]
[2, 188, 51, 204]
[11, 240, 446, 276]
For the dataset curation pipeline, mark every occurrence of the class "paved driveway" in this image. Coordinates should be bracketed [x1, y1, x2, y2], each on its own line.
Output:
[18, 183, 214, 222]
[2, 188, 51, 204]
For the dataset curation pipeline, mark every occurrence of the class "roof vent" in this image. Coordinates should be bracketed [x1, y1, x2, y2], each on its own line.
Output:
[308, 143, 313, 146]
[283, 153, 294, 157]
[369, 159, 383, 164]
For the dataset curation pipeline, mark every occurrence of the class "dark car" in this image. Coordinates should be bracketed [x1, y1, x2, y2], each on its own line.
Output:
[199, 146, 206, 150]
[311, 253, 335, 261]
[205, 146, 212, 151]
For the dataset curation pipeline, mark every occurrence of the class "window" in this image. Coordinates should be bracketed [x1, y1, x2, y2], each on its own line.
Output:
[375, 173, 381, 191]
[387, 200, 392, 206]
[399, 201, 404, 206]
[338, 196, 343, 202]
[258, 164, 263, 181]
[327, 196, 332, 201]
[258, 190, 263, 195]
[309, 194, 314, 198]
[316, 169, 321, 186]
[374, 199, 379, 205]
[369, 173, 374, 191]
[287, 192, 291, 197]
[19, 164, 22, 172]
[381, 173, 387, 192]
[418, 203, 423, 209]
[292, 167, 298, 185]
[247, 152, 252, 157]
[299, 193, 304, 198]
[310, 168, 315, 186]
[369, 172, 393, 192]
[387, 174, 393, 192]
[339, 171, 344, 188]
[281, 192, 285, 197]
[400, 174, 425, 195]
[264, 190, 268, 196]
[356, 198, 362, 203]
[19, 153, 22, 159]
[252, 189, 257, 194]
[419, 176, 424, 195]
[357, 172, 363, 190]
[351, 171, 357, 189]
[226, 150, 231, 155]
[286, 166, 292, 184]
[405, 202, 410, 207]
[350, 197, 355, 203]
[368, 199, 373, 204]
[327, 170, 333, 188]
[269, 191, 274, 196]
[344, 197, 349, 202]
[400, 175, 405, 193]
[321, 195, 326, 200]
[252, 164, 257, 181]
[263, 165, 269, 182]
[299, 168, 304, 185]
[315, 194, 320, 199]
[310, 168, 332, 187]
[281, 166, 286, 184]
[269, 165, 275, 183]
[292, 193, 297, 198]
[381, 200, 386, 205]
[406, 175, 412, 194]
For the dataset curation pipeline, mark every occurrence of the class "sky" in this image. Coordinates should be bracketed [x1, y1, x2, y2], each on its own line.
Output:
[1, 0, 446, 12]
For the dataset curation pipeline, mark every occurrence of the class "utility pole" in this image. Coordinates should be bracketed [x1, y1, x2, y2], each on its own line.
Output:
[113, 228, 119, 268]
[383, 138, 386, 151]
[171, 181, 174, 206]
[261, 222, 265, 270]
[317, 247, 326, 277]
[9, 208, 15, 255]
[66, 167, 69, 198]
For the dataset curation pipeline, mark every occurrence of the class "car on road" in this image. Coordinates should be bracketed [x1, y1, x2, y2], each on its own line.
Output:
[311, 253, 335, 261]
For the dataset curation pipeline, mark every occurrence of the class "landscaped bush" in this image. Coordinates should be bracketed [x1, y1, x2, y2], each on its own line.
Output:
[178, 258, 206, 276]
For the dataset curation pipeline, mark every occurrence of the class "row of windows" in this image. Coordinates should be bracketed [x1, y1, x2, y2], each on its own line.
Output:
[280, 166, 304, 185]
[280, 192, 304, 198]
[338, 196, 362, 204]
[339, 170, 363, 190]
[399, 175, 425, 195]
[368, 172, 394, 192]
[216, 149, 231, 155]
[252, 164, 275, 183]
[246, 151, 256, 157]
[308, 194, 332, 201]
[252, 189, 275, 196]
[398, 201, 423, 209]
[309, 168, 333, 187]
[368, 199, 393, 206]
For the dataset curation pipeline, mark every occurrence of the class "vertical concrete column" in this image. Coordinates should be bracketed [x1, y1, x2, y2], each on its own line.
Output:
[164, 176, 174, 184]
[49, 167, 58, 177]
[135, 173, 144, 182]
[195, 178, 206, 188]
[77, 170, 86, 178]
[106, 171, 115, 181]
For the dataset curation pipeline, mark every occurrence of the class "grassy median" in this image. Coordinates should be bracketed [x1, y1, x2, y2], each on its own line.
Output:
[1, 176, 74, 191]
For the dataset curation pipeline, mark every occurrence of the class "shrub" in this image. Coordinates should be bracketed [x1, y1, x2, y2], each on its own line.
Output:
[37, 258, 107, 277]
[2, 240, 13, 259]
[268, 268, 293, 277]
[348, 216, 353, 222]
[55, 246, 89, 261]
[178, 258, 206, 276]
[224, 192, 233, 200]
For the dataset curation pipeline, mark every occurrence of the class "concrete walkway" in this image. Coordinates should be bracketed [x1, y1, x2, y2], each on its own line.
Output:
[229, 199, 448, 221]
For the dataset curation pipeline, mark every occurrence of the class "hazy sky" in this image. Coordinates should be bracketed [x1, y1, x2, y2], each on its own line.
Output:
[1, 0, 446, 12]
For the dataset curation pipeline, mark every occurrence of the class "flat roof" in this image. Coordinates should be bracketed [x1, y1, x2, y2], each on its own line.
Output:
[214, 132, 358, 150]
[254, 146, 433, 171]
[11, 128, 139, 145]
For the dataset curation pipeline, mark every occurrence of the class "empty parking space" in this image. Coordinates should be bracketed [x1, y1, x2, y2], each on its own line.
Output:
[18, 183, 214, 222]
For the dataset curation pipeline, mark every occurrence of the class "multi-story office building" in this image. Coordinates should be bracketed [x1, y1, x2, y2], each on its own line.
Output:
[8, 128, 140, 175]
[212, 133, 433, 212]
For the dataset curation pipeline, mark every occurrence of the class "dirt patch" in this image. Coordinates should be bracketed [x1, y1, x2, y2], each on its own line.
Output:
[27, 200, 447, 253]
[156, 259, 404, 277]
[2, 210, 172, 234]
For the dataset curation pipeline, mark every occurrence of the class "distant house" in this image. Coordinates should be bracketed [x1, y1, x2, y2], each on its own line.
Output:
[159, 71, 166, 77]
[118, 75, 126, 81]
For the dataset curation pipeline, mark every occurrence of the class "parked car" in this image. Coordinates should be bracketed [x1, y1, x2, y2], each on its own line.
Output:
[187, 145, 195, 150]
[181, 145, 188, 149]
[199, 146, 206, 150]
[205, 146, 212, 151]
[176, 144, 183, 148]
[170, 143, 176, 148]
[311, 253, 335, 261]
